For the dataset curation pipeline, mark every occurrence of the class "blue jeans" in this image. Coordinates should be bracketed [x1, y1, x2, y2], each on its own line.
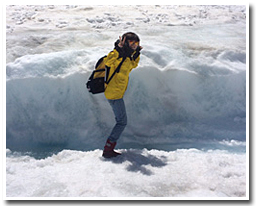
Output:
[108, 98, 127, 143]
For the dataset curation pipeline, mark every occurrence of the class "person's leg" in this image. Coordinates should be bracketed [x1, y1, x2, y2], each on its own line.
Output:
[107, 98, 127, 143]
[103, 98, 127, 158]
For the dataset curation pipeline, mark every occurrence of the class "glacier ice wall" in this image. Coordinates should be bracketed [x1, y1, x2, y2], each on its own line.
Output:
[6, 48, 246, 152]
[6, 5, 246, 152]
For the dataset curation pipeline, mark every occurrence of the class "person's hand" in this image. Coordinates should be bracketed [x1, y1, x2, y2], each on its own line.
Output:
[118, 36, 126, 48]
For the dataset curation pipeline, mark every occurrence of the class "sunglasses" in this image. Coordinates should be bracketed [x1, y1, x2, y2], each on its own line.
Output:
[128, 40, 139, 46]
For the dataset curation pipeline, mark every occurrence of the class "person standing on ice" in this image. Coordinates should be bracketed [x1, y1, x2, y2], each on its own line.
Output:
[102, 32, 142, 158]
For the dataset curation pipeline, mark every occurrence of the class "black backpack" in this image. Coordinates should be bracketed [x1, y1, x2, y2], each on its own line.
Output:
[86, 55, 126, 94]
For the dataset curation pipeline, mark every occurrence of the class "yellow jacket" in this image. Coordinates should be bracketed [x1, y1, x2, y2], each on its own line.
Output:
[104, 49, 140, 100]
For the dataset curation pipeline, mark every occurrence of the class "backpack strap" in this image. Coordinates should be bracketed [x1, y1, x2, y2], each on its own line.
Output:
[95, 55, 107, 69]
[89, 55, 108, 81]
[88, 68, 105, 81]
[105, 57, 126, 84]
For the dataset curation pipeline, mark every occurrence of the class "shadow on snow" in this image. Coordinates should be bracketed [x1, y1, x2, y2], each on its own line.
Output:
[102, 149, 168, 176]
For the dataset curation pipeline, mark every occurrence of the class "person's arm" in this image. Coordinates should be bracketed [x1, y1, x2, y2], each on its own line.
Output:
[114, 36, 127, 58]
[130, 46, 142, 69]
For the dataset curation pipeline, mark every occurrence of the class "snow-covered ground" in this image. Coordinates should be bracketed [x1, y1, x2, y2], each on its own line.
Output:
[5, 5, 248, 199]
[6, 148, 246, 198]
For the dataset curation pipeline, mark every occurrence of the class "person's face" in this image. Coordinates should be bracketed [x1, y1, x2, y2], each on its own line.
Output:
[128, 40, 139, 51]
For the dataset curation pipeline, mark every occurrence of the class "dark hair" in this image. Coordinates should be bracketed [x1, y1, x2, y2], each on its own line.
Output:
[122, 32, 140, 42]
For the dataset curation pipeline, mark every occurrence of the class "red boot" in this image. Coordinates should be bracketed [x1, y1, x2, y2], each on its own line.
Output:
[102, 139, 121, 158]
